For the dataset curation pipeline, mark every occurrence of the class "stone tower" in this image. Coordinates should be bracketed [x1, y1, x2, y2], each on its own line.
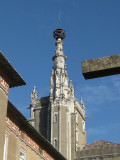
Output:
[29, 27, 87, 160]
[49, 28, 74, 159]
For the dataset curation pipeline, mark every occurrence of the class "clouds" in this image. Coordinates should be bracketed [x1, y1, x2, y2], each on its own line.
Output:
[74, 75, 120, 143]
[75, 75, 120, 116]
[87, 122, 120, 143]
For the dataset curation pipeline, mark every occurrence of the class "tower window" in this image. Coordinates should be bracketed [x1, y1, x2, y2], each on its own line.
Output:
[3, 134, 8, 160]
[20, 150, 26, 160]
[54, 112, 58, 123]
[54, 138, 58, 148]
[76, 113, 78, 124]
[76, 129, 78, 142]
[82, 120, 85, 132]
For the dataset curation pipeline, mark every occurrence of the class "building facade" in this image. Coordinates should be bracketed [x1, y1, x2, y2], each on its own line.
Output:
[0, 51, 26, 160]
[29, 27, 87, 159]
[0, 51, 66, 160]
[4, 101, 66, 160]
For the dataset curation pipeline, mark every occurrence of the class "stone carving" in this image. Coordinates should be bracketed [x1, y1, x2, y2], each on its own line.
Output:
[29, 27, 86, 159]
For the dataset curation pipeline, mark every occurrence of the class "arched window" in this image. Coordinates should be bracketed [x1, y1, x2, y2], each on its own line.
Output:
[76, 129, 78, 142]
[54, 112, 58, 123]
[20, 150, 26, 160]
[3, 134, 8, 160]
[54, 138, 57, 148]
[82, 120, 85, 132]
[76, 113, 78, 124]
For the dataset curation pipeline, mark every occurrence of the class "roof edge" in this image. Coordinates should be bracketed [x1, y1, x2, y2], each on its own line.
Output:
[7, 101, 66, 160]
[0, 51, 26, 87]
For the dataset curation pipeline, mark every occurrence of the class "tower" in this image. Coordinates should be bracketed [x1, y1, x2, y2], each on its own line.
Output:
[50, 27, 72, 159]
[29, 27, 87, 160]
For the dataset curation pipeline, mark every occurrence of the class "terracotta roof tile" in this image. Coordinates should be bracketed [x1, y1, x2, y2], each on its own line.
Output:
[82, 140, 120, 150]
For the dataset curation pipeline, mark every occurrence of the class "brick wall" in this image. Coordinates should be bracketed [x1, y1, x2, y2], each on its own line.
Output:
[0, 75, 9, 159]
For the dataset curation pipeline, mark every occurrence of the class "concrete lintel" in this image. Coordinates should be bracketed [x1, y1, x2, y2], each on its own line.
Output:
[82, 54, 120, 79]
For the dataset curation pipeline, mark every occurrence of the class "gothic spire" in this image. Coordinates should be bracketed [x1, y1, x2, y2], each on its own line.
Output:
[50, 26, 68, 101]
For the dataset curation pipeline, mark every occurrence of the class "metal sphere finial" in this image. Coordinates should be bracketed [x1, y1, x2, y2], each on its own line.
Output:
[53, 28, 66, 40]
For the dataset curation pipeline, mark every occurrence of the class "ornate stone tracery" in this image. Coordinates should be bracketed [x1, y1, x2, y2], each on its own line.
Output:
[29, 27, 86, 159]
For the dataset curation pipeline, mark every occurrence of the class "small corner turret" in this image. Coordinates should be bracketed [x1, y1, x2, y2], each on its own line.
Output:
[80, 97, 85, 112]
[31, 86, 37, 104]
[29, 86, 37, 127]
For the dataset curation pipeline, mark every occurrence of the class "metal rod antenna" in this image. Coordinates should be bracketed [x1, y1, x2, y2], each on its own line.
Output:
[59, 9, 61, 28]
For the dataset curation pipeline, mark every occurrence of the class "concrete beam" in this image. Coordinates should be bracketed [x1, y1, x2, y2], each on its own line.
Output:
[82, 54, 120, 79]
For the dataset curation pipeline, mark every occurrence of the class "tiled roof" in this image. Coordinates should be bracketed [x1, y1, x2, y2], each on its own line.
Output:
[82, 140, 120, 150]
[0, 51, 26, 87]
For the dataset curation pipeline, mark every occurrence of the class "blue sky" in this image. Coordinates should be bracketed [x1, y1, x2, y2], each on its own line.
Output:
[0, 0, 120, 144]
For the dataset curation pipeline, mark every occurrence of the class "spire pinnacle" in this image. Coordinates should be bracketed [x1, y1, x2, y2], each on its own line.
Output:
[33, 86, 36, 93]
[31, 86, 37, 101]
[81, 97, 83, 103]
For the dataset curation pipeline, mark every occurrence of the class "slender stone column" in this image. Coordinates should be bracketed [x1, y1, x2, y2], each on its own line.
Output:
[66, 107, 69, 159]
[51, 106, 53, 144]
[58, 105, 61, 152]
[47, 106, 50, 141]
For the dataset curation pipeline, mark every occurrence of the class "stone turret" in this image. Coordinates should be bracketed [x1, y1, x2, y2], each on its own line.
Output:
[31, 86, 37, 104]
[29, 86, 37, 127]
